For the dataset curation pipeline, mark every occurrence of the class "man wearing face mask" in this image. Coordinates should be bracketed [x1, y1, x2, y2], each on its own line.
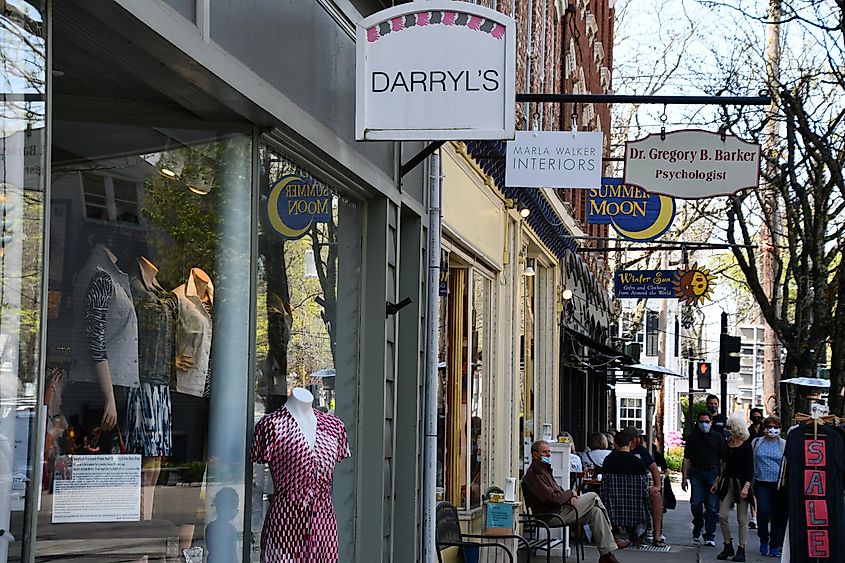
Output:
[682, 411, 725, 547]
[522, 440, 630, 563]
[706, 394, 728, 437]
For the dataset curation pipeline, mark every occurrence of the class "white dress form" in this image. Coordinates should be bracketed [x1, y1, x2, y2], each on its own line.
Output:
[285, 388, 317, 450]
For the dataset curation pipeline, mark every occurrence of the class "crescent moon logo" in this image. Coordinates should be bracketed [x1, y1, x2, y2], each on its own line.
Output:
[267, 176, 316, 240]
[611, 194, 675, 242]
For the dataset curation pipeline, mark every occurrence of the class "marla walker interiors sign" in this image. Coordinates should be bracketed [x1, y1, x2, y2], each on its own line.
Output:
[356, 1, 515, 141]
[505, 131, 603, 189]
[624, 129, 761, 199]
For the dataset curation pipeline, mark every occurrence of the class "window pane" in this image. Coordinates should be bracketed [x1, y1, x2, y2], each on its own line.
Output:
[40, 124, 252, 561]
[1, 1, 47, 560]
[250, 147, 361, 560]
[469, 272, 490, 509]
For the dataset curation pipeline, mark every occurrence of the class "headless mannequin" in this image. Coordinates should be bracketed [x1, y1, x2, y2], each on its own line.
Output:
[138, 256, 164, 291]
[285, 388, 317, 449]
[93, 244, 120, 430]
[192, 268, 211, 302]
[137, 257, 164, 520]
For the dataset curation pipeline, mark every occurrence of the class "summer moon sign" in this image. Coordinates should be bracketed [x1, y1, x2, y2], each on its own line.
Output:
[356, 1, 516, 141]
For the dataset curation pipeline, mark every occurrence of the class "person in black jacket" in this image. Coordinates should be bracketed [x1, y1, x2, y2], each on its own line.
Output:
[712, 413, 754, 562]
[682, 411, 725, 547]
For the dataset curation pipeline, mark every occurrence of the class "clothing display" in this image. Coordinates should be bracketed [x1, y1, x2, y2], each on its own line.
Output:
[70, 244, 139, 388]
[127, 259, 177, 456]
[251, 406, 350, 562]
[126, 382, 173, 457]
[172, 269, 214, 397]
[130, 262, 178, 386]
[782, 423, 845, 562]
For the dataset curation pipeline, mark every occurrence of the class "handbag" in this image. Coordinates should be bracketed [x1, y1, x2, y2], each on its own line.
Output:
[663, 475, 677, 510]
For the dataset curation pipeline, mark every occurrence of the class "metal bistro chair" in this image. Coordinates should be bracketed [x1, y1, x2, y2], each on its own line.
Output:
[519, 482, 579, 563]
[436, 501, 514, 563]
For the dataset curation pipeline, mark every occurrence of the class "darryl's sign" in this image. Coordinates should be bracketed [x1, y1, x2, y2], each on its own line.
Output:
[587, 178, 675, 242]
[356, 1, 515, 141]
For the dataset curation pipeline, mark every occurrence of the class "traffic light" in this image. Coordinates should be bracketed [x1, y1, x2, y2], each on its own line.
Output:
[720, 333, 742, 374]
[697, 362, 712, 389]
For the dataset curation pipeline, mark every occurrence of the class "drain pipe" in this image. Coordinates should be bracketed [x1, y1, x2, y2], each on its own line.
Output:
[422, 149, 443, 562]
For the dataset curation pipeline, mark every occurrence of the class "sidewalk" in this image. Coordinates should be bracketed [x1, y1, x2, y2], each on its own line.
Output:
[547, 494, 778, 563]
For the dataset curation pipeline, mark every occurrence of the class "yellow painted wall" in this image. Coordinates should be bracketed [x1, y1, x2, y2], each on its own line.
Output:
[442, 145, 506, 270]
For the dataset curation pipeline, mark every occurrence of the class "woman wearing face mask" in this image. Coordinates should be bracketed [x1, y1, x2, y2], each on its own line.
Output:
[711, 412, 753, 562]
[751, 416, 786, 558]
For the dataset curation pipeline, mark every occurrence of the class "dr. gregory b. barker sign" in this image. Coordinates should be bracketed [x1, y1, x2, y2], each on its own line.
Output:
[356, 1, 515, 141]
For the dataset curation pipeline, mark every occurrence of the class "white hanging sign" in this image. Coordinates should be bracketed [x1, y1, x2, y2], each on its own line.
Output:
[505, 131, 604, 188]
[356, 1, 515, 141]
[623, 129, 761, 198]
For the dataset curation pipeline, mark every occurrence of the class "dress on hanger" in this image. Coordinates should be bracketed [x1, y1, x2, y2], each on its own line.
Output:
[251, 407, 350, 562]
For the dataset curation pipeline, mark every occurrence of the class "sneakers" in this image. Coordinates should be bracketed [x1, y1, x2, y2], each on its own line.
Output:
[693, 535, 702, 545]
[760, 543, 769, 556]
[769, 547, 782, 558]
[705, 539, 717, 547]
[749, 519, 757, 530]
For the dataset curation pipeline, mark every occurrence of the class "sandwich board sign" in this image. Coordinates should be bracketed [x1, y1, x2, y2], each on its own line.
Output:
[356, 1, 516, 141]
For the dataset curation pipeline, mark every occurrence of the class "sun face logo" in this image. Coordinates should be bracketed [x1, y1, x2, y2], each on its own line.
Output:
[673, 263, 716, 304]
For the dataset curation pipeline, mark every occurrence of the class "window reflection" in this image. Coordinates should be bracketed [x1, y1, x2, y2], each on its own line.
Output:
[39, 125, 251, 561]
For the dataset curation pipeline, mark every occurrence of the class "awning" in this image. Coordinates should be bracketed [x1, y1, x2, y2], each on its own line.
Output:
[623, 363, 683, 378]
[564, 327, 635, 365]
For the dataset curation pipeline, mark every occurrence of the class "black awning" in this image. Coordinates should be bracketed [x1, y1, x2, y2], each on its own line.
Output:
[565, 327, 635, 365]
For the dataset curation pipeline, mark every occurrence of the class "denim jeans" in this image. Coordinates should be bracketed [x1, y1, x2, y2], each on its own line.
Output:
[689, 465, 719, 541]
[754, 481, 785, 548]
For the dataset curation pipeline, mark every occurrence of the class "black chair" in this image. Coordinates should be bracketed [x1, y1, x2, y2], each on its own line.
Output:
[520, 482, 580, 563]
[436, 501, 514, 563]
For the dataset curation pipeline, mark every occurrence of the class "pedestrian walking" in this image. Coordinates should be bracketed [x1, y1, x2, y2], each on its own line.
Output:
[713, 413, 753, 562]
[746, 408, 764, 531]
[751, 416, 786, 558]
[682, 411, 724, 547]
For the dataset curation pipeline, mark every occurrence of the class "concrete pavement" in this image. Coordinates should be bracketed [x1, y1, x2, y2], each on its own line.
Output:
[547, 493, 781, 563]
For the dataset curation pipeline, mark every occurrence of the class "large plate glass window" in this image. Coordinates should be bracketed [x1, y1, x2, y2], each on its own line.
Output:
[0, 2, 47, 562]
[250, 145, 362, 561]
[40, 121, 253, 562]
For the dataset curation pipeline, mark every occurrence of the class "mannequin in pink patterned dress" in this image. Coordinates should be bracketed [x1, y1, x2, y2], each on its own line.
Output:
[251, 388, 350, 562]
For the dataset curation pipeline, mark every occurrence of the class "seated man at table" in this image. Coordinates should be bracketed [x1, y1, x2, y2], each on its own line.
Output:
[602, 429, 656, 546]
[523, 440, 628, 563]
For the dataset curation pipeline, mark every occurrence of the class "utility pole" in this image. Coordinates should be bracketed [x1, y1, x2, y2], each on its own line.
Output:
[761, 0, 782, 413]
[656, 253, 668, 448]
[720, 311, 729, 411]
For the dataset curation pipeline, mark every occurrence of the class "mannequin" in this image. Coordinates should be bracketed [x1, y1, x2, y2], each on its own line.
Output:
[66, 242, 139, 445]
[128, 256, 176, 520]
[172, 268, 214, 397]
[284, 387, 316, 449]
[251, 387, 350, 562]
[171, 267, 214, 549]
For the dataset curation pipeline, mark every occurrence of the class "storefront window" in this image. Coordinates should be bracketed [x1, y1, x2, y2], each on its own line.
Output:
[38, 122, 252, 561]
[250, 145, 361, 561]
[436, 262, 491, 511]
[1, 2, 47, 561]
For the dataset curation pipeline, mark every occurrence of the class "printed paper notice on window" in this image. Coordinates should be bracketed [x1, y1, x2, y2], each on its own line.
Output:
[52, 455, 142, 523]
